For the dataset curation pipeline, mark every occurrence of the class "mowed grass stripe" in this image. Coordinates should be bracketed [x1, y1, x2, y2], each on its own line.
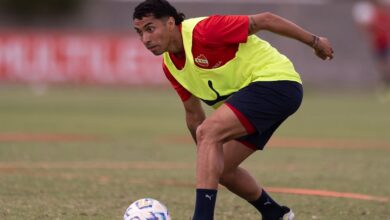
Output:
[1, 167, 387, 203]
[158, 135, 390, 149]
[0, 133, 101, 142]
[0, 161, 193, 170]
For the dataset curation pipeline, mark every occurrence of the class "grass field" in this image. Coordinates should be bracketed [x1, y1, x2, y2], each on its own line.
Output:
[0, 85, 389, 220]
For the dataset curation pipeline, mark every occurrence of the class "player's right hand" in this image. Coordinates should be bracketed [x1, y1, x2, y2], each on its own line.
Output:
[314, 37, 334, 60]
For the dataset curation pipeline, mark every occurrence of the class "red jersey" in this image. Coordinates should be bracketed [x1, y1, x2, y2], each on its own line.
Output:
[163, 15, 249, 101]
[370, 7, 390, 50]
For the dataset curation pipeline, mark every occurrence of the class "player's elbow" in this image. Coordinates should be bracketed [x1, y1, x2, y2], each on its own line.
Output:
[258, 12, 278, 30]
[250, 12, 278, 33]
[185, 112, 204, 130]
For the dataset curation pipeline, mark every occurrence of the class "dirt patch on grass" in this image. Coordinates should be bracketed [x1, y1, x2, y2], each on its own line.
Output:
[147, 180, 388, 202]
[0, 133, 99, 142]
[2, 132, 388, 149]
[158, 135, 390, 149]
[3, 168, 389, 203]
[268, 137, 390, 149]
[0, 133, 388, 203]
[266, 187, 389, 202]
[0, 161, 193, 170]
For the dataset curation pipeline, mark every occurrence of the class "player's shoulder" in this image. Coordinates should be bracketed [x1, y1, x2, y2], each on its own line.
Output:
[200, 14, 247, 23]
[192, 14, 248, 32]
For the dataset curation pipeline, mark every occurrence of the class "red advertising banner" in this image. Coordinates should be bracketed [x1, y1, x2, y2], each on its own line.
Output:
[0, 32, 166, 85]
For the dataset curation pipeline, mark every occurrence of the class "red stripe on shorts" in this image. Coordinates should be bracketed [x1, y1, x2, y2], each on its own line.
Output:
[225, 103, 256, 134]
[237, 140, 258, 150]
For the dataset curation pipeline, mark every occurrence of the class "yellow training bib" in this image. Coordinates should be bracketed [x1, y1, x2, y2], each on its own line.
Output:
[163, 17, 302, 108]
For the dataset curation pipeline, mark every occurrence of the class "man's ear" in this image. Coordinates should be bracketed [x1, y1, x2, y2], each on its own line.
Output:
[167, 17, 175, 30]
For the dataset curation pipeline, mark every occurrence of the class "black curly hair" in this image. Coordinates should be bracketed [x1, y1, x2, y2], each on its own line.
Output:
[133, 0, 185, 25]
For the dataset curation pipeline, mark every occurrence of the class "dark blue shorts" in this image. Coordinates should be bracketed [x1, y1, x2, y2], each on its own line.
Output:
[225, 81, 303, 150]
[375, 47, 389, 61]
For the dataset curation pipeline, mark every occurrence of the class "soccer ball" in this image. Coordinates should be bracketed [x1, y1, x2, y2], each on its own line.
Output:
[123, 198, 171, 220]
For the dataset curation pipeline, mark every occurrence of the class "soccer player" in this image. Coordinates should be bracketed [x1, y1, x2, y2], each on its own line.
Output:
[133, 0, 334, 219]
[353, 0, 390, 99]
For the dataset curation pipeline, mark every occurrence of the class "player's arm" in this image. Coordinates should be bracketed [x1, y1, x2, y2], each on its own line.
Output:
[183, 95, 205, 143]
[162, 63, 204, 142]
[248, 12, 334, 60]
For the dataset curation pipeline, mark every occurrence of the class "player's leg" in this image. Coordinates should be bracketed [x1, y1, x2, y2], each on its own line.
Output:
[376, 58, 390, 102]
[193, 106, 289, 220]
[221, 139, 293, 220]
[220, 140, 260, 201]
[383, 57, 390, 88]
[217, 81, 302, 220]
[192, 103, 248, 220]
[195, 104, 247, 189]
[192, 81, 302, 220]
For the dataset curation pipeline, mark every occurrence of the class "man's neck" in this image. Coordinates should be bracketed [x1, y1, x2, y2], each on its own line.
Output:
[168, 25, 184, 56]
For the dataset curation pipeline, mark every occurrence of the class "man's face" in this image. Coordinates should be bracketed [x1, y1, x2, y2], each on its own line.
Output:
[133, 15, 173, 55]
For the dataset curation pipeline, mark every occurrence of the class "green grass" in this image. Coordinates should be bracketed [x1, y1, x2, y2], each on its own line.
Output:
[0, 85, 389, 219]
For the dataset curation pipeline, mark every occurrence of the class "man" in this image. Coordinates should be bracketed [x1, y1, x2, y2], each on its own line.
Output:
[133, 0, 334, 219]
[353, 0, 390, 98]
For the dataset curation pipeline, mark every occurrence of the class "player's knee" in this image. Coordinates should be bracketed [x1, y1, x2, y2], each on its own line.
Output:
[219, 170, 235, 186]
[196, 120, 223, 144]
[196, 123, 212, 144]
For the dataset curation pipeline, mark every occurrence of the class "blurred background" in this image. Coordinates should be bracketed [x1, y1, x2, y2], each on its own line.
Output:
[0, 0, 383, 88]
[1, 1, 390, 219]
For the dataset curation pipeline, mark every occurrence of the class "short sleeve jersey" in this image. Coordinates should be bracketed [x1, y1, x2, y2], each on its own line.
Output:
[370, 7, 390, 50]
[162, 15, 249, 101]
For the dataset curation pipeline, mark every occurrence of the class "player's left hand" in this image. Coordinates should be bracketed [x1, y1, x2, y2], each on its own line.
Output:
[313, 37, 334, 60]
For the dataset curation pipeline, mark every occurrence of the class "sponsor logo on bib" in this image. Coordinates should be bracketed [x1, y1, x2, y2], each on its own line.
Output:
[194, 54, 209, 67]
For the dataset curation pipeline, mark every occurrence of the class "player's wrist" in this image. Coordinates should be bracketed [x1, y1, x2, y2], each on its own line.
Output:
[310, 34, 320, 49]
